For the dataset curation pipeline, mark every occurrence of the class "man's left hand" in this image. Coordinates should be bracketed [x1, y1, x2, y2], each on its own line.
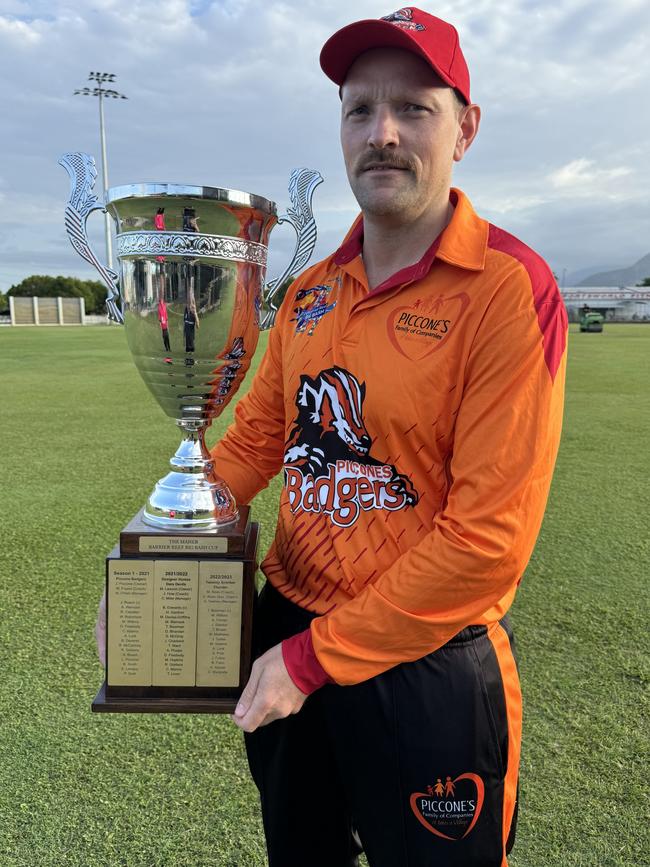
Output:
[232, 643, 307, 733]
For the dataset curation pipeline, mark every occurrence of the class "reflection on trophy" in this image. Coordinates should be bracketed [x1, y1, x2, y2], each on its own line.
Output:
[61, 152, 322, 712]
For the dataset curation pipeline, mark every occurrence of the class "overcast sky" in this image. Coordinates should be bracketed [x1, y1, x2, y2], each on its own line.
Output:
[1, 0, 648, 293]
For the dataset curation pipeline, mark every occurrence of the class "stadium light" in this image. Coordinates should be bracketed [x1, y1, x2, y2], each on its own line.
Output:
[74, 71, 128, 269]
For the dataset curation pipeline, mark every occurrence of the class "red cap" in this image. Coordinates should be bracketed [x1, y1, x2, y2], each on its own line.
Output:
[320, 7, 470, 104]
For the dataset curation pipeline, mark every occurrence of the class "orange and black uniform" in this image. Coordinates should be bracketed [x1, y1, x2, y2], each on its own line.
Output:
[212, 189, 568, 867]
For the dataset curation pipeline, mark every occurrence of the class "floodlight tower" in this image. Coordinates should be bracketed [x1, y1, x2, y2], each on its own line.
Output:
[74, 72, 128, 269]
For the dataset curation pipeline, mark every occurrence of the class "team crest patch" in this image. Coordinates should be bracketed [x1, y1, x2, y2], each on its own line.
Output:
[410, 773, 485, 840]
[381, 8, 425, 30]
[283, 366, 418, 527]
[388, 292, 469, 360]
[291, 284, 337, 335]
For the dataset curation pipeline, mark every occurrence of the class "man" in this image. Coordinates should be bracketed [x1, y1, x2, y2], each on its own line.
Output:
[97, 7, 567, 865]
[212, 7, 568, 866]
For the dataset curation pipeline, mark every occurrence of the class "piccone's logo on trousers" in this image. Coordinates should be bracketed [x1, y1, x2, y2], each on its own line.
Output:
[410, 773, 485, 840]
[283, 366, 419, 527]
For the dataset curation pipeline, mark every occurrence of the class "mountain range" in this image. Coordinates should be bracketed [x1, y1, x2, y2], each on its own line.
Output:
[574, 253, 650, 287]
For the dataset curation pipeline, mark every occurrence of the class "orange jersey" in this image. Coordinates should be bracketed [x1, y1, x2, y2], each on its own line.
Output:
[211, 188, 568, 687]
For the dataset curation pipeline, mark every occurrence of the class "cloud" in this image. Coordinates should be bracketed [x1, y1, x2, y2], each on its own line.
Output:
[549, 159, 633, 193]
[0, 13, 44, 43]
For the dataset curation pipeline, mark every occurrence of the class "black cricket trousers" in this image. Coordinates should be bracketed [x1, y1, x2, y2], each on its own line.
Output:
[245, 582, 521, 867]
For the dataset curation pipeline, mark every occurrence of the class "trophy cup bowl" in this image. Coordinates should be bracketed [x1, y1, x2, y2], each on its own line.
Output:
[60, 152, 323, 531]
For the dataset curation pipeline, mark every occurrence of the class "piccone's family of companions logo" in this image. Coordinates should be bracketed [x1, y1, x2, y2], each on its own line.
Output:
[284, 366, 419, 527]
[410, 773, 484, 840]
[291, 284, 337, 336]
[382, 8, 426, 31]
[388, 291, 469, 360]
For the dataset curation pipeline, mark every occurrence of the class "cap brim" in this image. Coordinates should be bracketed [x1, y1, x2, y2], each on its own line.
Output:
[319, 19, 455, 89]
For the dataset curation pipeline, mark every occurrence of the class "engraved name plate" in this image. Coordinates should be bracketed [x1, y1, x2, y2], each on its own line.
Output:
[139, 536, 228, 555]
[107, 560, 154, 686]
[196, 561, 244, 687]
[152, 561, 199, 686]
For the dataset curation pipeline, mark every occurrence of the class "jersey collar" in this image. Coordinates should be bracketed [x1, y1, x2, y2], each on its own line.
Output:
[333, 188, 488, 277]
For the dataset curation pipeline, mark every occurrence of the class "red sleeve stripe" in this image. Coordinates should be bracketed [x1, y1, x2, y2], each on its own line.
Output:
[488, 224, 568, 382]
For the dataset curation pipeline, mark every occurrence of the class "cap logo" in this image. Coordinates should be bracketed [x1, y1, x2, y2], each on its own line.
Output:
[381, 8, 425, 31]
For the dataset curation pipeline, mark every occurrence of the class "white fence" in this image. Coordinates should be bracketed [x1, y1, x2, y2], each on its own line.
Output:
[9, 296, 85, 326]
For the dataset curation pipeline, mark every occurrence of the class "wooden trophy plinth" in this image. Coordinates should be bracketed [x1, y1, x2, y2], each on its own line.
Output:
[92, 506, 258, 714]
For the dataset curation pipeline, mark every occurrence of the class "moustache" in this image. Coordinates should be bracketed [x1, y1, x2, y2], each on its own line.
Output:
[357, 151, 414, 173]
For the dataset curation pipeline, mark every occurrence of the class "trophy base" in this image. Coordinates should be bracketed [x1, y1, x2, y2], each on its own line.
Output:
[92, 681, 239, 714]
[97, 506, 259, 714]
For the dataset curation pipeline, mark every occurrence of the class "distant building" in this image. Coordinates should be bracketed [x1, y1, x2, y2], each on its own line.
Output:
[560, 287, 650, 322]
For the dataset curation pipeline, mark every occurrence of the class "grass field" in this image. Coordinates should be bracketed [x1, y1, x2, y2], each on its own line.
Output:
[0, 324, 648, 866]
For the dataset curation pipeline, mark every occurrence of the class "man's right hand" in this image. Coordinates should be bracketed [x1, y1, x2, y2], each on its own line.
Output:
[95, 589, 106, 667]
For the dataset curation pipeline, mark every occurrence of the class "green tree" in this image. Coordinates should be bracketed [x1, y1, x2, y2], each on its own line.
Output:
[0, 291, 8, 315]
[636, 277, 650, 287]
[7, 275, 109, 315]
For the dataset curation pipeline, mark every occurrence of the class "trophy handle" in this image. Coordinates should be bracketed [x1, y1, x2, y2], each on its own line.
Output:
[59, 152, 124, 324]
[261, 168, 324, 330]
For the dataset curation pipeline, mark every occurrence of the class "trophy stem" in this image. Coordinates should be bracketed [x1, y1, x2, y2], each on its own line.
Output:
[143, 422, 238, 530]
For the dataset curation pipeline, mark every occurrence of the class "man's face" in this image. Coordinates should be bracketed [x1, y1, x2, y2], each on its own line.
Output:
[340, 48, 466, 223]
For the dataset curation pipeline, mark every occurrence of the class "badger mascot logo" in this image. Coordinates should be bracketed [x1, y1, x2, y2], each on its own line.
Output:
[284, 367, 418, 527]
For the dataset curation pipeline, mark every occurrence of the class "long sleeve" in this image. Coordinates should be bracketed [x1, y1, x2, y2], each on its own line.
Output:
[307, 285, 568, 685]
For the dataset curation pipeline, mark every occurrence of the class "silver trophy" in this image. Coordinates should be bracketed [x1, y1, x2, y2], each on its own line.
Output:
[61, 152, 322, 530]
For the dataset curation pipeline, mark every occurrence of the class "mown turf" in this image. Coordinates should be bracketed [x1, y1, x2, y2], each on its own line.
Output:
[0, 324, 647, 866]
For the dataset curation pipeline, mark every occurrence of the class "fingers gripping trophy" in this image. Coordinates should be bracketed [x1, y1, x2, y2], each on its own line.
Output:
[61, 152, 322, 713]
